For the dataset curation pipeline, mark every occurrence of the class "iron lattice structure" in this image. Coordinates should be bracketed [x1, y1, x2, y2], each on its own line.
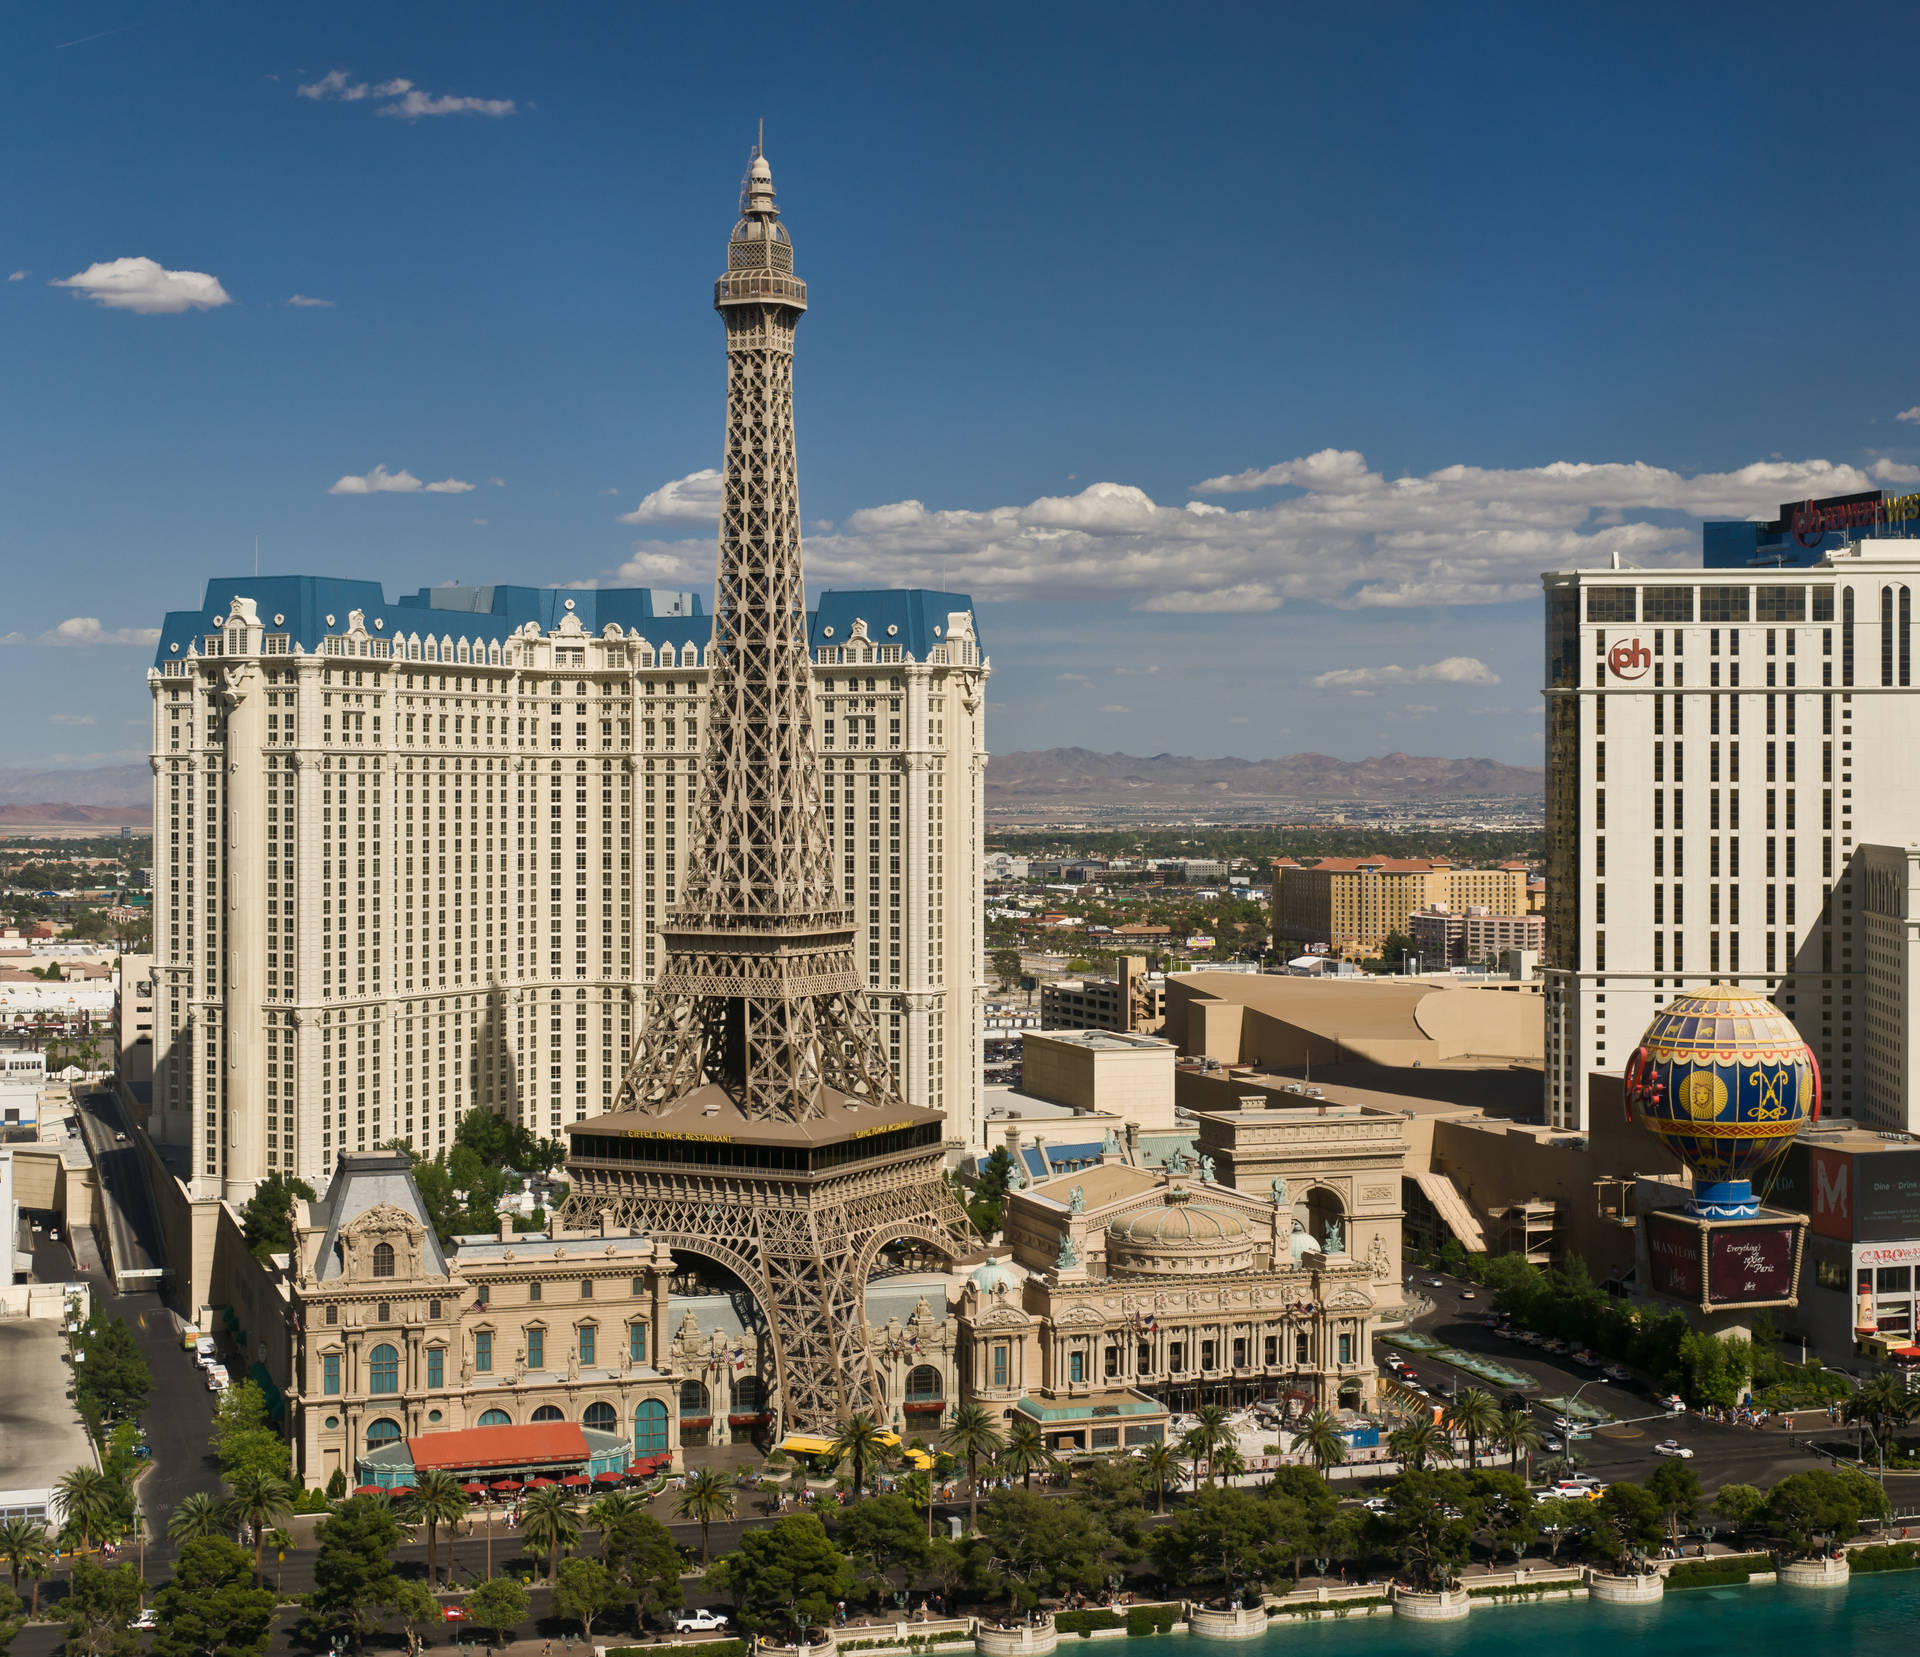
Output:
[562, 150, 971, 1433]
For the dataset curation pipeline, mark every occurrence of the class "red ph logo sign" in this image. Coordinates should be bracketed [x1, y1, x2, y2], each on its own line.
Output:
[1607, 638, 1650, 680]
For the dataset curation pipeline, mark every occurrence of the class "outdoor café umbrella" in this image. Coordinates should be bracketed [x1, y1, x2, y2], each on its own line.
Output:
[461, 1483, 487, 1496]
[354, 1486, 383, 1496]
[490, 1480, 521, 1493]
[528, 1476, 556, 1488]
[595, 1470, 624, 1483]
[561, 1475, 591, 1488]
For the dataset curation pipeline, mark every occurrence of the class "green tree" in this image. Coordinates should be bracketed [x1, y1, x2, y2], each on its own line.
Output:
[311, 1495, 401, 1647]
[1494, 1407, 1543, 1477]
[1292, 1409, 1348, 1475]
[1711, 1483, 1767, 1537]
[942, 1404, 1006, 1534]
[833, 1492, 930, 1588]
[55, 1466, 120, 1557]
[1365, 1470, 1472, 1592]
[1532, 1496, 1584, 1562]
[0, 1584, 22, 1655]
[61, 1558, 145, 1657]
[224, 1470, 294, 1588]
[1582, 1481, 1664, 1572]
[1148, 1487, 1278, 1607]
[72, 1318, 153, 1436]
[900, 1470, 937, 1541]
[602, 1509, 684, 1630]
[462, 1577, 529, 1648]
[149, 1536, 274, 1657]
[1647, 1457, 1701, 1546]
[587, 1490, 642, 1563]
[405, 1469, 470, 1587]
[708, 1513, 853, 1641]
[998, 1418, 1058, 1493]
[1190, 1405, 1232, 1486]
[264, 1531, 294, 1596]
[552, 1556, 628, 1640]
[1388, 1418, 1452, 1472]
[237, 1174, 315, 1264]
[519, 1486, 581, 1582]
[209, 1383, 291, 1485]
[0, 1520, 49, 1596]
[1766, 1467, 1889, 1558]
[1846, 1373, 1914, 1470]
[382, 1579, 442, 1657]
[1262, 1466, 1339, 1579]
[167, 1493, 229, 1545]
[827, 1412, 896, 1500]
[977, 1489, 1111, 1611]
[1463, 1469, 1536, 1561]
[1138, 1440, 1184, 1515]
[1443, 1389, 1499, 1468]
[673, 1467, 735, 1569]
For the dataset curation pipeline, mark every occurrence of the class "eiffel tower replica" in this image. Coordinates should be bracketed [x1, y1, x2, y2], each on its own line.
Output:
[561, 148, 973, 1434]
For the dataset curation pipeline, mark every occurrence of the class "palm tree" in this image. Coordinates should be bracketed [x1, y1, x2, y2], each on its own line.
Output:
[1443, 1388, 1499, 1469]
[1212, 1444, 1247, 1484]
[828, 1411, 895, 1499]
[942, 1404, 1006, 1534]
[226, 1470, 295, 1587]
[1495, 1408, 1543, 1478]
[23, 1554, 47, 1620]
[587, 1490, 640, 1563]
[998, 1418, 1058, 1492]
[519, 1486, 580, 1582]
[1847, 1374, 1914, 1475]
[673, 1468, 735, 1568]
[1293, 1409, 1349, 1476]
[167, 1491, 229, 1544]
[0, 1519, 49, 1597]
[1192, 1405, 1232, 1485]
[54, 1467, 116, 1558]
[265, 1529, 294, 1596]
[901, 1470, 936, 1539]
[405, 1469, 469, 1588]
[1388, 1418, 1452, 1472]
[1138, 1442, 1183, 1515]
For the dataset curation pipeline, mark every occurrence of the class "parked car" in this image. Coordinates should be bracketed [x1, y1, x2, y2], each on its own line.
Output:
[1654, 1440, 1694, 1459]
[1362, 1496, 1391, 1513]
[1542, 1436, 1564, 1453]
[675, 1612, 731, 1634]
[128, 1610, 157, 1631]
[1459, 1290, 1476, 1300]
[1428, 1278, 1444, 1288]
[1603, 1364, 1632, 1382]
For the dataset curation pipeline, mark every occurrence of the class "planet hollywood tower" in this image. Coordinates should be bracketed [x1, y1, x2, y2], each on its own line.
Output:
[560, 151, 973, 1433]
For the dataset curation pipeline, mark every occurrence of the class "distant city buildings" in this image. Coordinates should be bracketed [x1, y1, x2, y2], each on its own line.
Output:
[1271, 856, 1531, 959]
[1040, 955, 1165, 1033]
[1408, 904, 1545, 969]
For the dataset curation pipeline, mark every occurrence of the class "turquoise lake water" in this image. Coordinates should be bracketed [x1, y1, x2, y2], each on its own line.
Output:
[1124, 1574, 1920, 1657]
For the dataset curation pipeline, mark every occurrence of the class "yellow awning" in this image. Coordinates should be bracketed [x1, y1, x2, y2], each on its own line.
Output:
[779, 1434, 838, 1456]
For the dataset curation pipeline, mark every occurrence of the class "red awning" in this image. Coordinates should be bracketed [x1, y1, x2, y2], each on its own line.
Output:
[561, 1475, 591, 1487]
[595, 1470, 624, 1482]
[491, 1480, 521, 1492]
[461, 1483, 486, 1496]
[354, 1485, 383, 1496]
[408, 1421, 591, 1473]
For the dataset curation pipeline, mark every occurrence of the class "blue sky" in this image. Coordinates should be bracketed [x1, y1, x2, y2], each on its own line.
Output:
[8, 0, 1920, 772]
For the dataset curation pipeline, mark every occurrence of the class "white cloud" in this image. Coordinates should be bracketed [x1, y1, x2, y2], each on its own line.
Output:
[1899, 408, 1920, 425]
[328, 463, 474, 496]
[299, 69, 514, 118]
[488, 477, 505, 487]
[1100, 704, 1131, 714]
[1312, 657, 1500, 694]
[1404, 704, 1439, 716]
[288, 293, 335, 307]
[7, 270, 26, 282]
[604, 447, 1890, 614]
[612, 545, 701, 583]
[0, 617, 162, 647]
[619, 469, 723, 526]
[49, 713, 97, 726]
[1872, 458, 1920, 484]
[1058, 672, 1094, 687]
[53, 256, 231, 315]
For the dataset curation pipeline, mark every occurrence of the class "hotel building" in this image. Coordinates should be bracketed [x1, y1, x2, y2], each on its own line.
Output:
[148, 577, 988, 1199]
[1542, 537, 1920, 1131]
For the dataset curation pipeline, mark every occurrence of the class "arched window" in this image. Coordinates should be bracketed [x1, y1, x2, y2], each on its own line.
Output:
[532, 1404, 564, 1422]
[584, 1402, 617, 1434]
[634, 1399, 669, 1452]
[365, 1417, 403, 1451]
[679, 1379, 711, 1419]
[372, 1243, 395, 1279]
[905, 1364, 943, 1403]
[478, 1408, 512, 1427]
[368, 1343, 400, 1394]
[734, 1376, 767, 1413]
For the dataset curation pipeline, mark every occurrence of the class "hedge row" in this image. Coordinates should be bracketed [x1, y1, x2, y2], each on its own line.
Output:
[1055, 1611, 1128, 1635]
[1850, 1543, 1920, 1574]
[1125, 1606, 1180, 1638]
[1665, 1559, 1753, 1590]
[605, 1643, 745, 1657]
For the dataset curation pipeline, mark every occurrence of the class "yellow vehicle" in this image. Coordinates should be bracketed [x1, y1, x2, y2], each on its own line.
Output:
[778, 1431, 933, 1473]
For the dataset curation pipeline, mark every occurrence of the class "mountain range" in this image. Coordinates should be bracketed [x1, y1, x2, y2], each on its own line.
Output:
[984, 748, 1544, 803]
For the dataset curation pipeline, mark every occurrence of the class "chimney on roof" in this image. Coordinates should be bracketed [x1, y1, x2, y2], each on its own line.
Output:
[498, 1213, 512, 1243]
[600, 1210, 618, 1238]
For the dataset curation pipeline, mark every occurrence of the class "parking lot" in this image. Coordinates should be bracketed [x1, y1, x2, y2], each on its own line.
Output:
[0, 1319, 97, 1498]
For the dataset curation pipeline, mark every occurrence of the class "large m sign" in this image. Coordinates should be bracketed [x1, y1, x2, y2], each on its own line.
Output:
[1811, 1148, 1852, 1240]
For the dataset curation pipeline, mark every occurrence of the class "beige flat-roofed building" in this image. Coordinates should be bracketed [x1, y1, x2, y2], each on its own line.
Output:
[1273, 859, 1531, 958]
[1020, 1029, 1177, 1132]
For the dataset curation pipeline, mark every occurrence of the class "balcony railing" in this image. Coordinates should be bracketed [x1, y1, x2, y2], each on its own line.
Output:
[714, 273, 808, 306]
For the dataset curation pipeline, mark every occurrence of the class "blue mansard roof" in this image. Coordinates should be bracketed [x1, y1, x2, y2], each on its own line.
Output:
[154, 578, 979, 668]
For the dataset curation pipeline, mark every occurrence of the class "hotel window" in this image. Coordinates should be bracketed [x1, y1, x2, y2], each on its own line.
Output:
[426, 1346, 444, 1388]
[528, 1280, 542, 1302]
[1069, 1350, 1085, 1383]
[1168, 1342, 1185, 1373]
[372, 1242, 394, 1278]
[1136, 1340, 1152, 1373]
[1104, 1345, 1119, 1379]
[1232, 1338, 1247, 1368]
[630, 1322, 648, 1363]
[578, 1324, 596, 1366]
[992, 1343, 1009, 1388]
[527, 1327, 545, 1370]
[322, 1353, 340, 1395]
[368, 1343, 399, 1395]
[474, 1330, 493, 1373]
[1296, 1332, 1310, 1364]
[581, 1278, 594, 1299]
[1264, 1336, 1278, 1366]
[474, 1284, 490, 1308]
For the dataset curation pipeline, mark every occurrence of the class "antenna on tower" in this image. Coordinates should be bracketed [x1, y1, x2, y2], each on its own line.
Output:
[757, 116, 764, 159]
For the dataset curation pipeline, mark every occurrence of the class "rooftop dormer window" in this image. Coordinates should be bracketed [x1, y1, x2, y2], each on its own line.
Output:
[372, 1242, 395, 1278]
